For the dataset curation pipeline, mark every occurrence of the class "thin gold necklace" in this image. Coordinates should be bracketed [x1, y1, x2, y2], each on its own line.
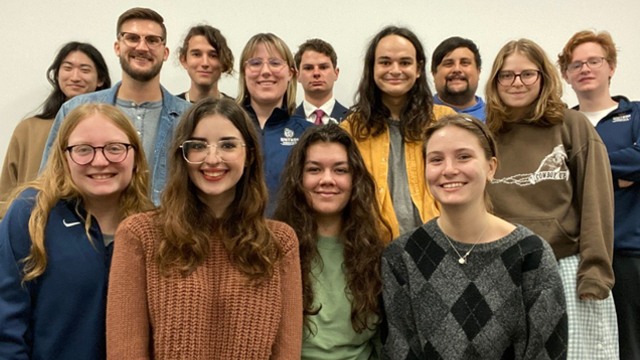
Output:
[441, 223, 489, 264]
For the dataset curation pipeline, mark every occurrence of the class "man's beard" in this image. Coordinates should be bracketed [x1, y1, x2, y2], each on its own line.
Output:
[440, 80, 476, 107]
[120, 55, 163, 82]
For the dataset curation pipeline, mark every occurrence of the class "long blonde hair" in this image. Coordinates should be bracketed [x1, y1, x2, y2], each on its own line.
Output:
[485, 39, 566, 133]
[237, 33, 297, 116]
[11, 103, 153, 282]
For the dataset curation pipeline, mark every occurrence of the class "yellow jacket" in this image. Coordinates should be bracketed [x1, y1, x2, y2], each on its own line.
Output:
[340, 105, 456, 242]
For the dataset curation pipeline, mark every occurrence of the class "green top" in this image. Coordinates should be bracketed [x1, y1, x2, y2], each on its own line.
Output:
[301, 235, 379, 360]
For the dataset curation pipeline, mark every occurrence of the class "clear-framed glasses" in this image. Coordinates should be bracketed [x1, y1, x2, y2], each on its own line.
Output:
[66, 143, 134, 165]
[497, 70, 541, 86]
[566, 57, 606, 74]
[244, 57, 287, 72]
[180, 139, 246, 164]
[119, 32, 165, 49]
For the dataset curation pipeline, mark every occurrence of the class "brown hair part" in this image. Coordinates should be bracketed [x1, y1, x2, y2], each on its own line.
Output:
[178, 24, 234, 75]
[274, 124, 390, 333]
[117, 7, 166, 40]
[558, 30, 617, 76]
[294, 38, 338, 70]
[156, 98, 281, 281]
[485, 39, 566, 133]
[425, 114, 497, 212]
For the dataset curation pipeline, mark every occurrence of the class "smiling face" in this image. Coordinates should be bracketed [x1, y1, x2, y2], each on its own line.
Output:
[497, 52, 541, 113]
[563, 41, 615, 98]
[58, 50, 103, 100]
[298, 50, 339, 97]
[186, 114, 246, 214]
[244, 42, 293, 110]
[433, 47, 480, 106]
[373, 35, 420, 104]
[115, 19, 169, 82]
[67, 113, 135, 204]
[425, 125, 496, 209]
[181, 35, 222, 89]
[303, 142, 352, 223]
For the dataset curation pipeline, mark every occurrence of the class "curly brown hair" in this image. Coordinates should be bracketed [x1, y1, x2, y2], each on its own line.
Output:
[155, 98, 281, 281]
[274, 124, 390, 333]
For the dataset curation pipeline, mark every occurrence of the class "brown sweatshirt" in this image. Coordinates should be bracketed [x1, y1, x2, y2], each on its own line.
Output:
[487, 109, 614, 299]
[107, 213, 303, 360]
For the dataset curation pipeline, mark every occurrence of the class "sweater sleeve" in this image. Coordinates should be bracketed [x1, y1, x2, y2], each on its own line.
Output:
[570, 124, 615, 298]
[39, 105, 68, 173]
[0, 196, 35, 360]
[0, 130, 21, 218]
[522, 239, 568, 360]
[380, 243, 421, 360]
[106, 217, 151, 360]
[271, 226, 303, 360]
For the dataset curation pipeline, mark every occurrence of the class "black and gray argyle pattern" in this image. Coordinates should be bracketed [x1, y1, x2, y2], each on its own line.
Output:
[382, 220, 568, 360]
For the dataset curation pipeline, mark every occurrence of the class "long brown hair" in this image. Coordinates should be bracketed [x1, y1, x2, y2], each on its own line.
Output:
[274, 124, 389, 332]
[156, 97, 281, 280]
[485, 39, 566, 133]
[13, 103, 152, 282]
[348, 26, 435, 142]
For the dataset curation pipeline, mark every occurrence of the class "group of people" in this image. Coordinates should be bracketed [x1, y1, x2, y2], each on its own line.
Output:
[0, 5, 637, 360]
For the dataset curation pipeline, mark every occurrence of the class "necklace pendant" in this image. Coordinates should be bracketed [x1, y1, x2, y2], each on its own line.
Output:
[458, 257, 467, 264]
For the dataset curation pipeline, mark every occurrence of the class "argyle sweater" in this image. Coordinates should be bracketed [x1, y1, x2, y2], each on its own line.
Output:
[381, 219, 568, 360]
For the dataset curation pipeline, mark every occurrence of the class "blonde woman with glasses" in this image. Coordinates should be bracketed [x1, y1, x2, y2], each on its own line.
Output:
[0, 103, 152, 360]
[485, 39, 617, 359]
[107, 98, 303, 359]
[237, 33, 313, 214]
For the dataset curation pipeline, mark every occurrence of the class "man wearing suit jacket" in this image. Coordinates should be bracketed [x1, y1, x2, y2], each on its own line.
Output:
[294, 39, 348, 124]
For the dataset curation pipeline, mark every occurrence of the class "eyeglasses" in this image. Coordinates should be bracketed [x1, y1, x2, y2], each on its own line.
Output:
[66, 143, 133, 165]
[497, 70, 541, 86]
[244, 58, 287, 72]
[119, 32, 165, 49]
[566, 57, 606, 74]
[180, 139, 246, 164]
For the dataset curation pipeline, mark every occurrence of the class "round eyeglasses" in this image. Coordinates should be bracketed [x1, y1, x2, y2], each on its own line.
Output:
[566, 57, 606, 74]
[66, 143, 133, 165]
[497, 70, 541, 86]
[119, 32, 165, 49]
[180, 139, 246, 164]
[244, 57, 287, 72]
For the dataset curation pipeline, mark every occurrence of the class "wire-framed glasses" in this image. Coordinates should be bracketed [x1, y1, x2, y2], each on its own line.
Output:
[119, 32, 165, 49]
[180, 139, 246, 164]
[497, 70, 541, 86]
[566, 57, 606, 74]
[66, 143, 133, 165]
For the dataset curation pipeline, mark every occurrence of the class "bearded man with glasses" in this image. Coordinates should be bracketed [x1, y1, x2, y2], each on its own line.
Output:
[559, 30, 640, 360]
[40, 7, 190, 205]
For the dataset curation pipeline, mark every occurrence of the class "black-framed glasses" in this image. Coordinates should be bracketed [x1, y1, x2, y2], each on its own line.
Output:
[245, 58, 287, 72]
[497, 70, 541, 86]
[566, 57, 606, 74]
[66, 143, 134, 165]
[180, 139, 246, 164]
[119, 32, 165, 49]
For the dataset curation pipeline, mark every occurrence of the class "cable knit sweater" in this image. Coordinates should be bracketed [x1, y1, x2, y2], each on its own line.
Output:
[106, 212, 303, 360]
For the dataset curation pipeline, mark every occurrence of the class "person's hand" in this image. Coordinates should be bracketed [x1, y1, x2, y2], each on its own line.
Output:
[580, 293, 597, 301]
[619, 179, 634, 188]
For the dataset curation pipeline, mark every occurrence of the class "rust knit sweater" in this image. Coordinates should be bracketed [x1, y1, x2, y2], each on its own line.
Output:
[106, 212, 303, 360]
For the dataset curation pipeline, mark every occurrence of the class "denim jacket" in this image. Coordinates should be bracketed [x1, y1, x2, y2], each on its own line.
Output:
[39, 82, 191, 204]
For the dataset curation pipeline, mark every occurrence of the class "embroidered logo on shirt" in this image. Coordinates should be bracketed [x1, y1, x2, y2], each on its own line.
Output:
[280, 128, 299, 146]
[612, 114, 631, 123]
[491, 145, 570, 186]
[62, 219, 81, 227]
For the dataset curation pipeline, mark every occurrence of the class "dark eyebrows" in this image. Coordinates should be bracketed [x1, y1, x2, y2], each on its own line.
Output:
[305, 160, 349, 166]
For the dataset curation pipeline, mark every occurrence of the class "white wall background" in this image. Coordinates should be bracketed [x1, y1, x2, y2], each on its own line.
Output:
[1, 0, 639, 172]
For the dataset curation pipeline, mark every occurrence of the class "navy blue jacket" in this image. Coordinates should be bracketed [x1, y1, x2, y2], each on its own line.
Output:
[576, 96, 640, 254]
[294, 100, 349, 123]
[244, 104, 313, 215]
[0, 188, 111, 360]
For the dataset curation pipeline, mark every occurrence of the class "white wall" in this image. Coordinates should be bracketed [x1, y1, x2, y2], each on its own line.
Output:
[1, 0, 638, 172]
